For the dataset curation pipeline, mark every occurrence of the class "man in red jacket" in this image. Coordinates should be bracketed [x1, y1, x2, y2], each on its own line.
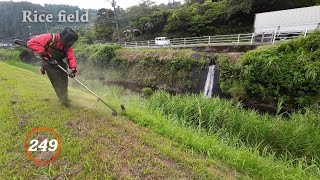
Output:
[27, 27, 79, 107]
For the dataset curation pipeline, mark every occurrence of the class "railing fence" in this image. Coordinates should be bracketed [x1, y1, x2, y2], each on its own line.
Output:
[122, 28, 318, 49]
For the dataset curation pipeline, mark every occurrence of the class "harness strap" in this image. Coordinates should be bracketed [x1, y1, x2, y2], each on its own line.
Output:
[44, 34, 67, 62]
[48, 33, 56, 47]
[45, 34, 56, 50]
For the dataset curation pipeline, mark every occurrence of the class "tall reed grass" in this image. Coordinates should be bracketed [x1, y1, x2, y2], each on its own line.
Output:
[148, 91, 320, 165]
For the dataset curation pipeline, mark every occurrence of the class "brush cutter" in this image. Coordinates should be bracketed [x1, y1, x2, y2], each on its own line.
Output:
[14, 39, 124, 116]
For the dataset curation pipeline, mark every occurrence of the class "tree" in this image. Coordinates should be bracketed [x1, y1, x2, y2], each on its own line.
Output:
[124, 0, 179, 39]
[0, 1, 93, 39]
[165, 5, 194, 37]
[185, 0, 206, 4]
[224, 0, 319, 31]
[226, 0, 319, 20]
[93, 8, 115, 41]
[165, 1, 228, 37]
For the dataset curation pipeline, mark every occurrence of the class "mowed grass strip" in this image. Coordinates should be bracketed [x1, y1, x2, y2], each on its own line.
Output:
[0, 62, 242, 179]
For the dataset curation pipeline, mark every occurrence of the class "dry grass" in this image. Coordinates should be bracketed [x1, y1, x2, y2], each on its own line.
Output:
[116, 48, 206, 62]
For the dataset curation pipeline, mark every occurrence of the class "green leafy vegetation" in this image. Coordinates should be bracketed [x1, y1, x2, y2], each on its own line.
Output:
[218, 31, 320, 108]
[0, 49, 39, 73]
[74, 43, 121, 68]
[74, 44, 209, 92]
[118, 0, 320, 40]
[142, 87, 154, 97]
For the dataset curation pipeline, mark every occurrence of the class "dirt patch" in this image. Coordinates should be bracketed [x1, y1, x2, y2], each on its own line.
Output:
[116, 49, 201, 62]
[19, 114, 31, 128]
[66, 120, 94, 137]
[35, 151, 56, 164]
[54, 164, 83, 180]
[226, 52, 244, 63]
[66, 164, 83, 179]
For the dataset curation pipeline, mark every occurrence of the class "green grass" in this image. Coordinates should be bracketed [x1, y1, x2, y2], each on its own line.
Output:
[147, 92, 320, 164]
[112, 96, 320, 179]
[70, 74, 320, 179]
[0, 49, 39, 74]
[2, 53, 320, 179]
[0, 62, 243, 179]
[5, 60, 39, 74]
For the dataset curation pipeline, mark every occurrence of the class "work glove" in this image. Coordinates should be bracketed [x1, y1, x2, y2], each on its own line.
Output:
[41, 52, 57, 67]
[48, 59, 58, 66]
[69, 68, 77, 78]
[40, 52, 52, 61]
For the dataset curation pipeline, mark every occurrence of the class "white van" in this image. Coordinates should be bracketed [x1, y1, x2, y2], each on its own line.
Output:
[155, 37, 170, 46]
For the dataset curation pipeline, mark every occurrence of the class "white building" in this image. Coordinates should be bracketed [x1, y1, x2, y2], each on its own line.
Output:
[254, 6, 320, 34]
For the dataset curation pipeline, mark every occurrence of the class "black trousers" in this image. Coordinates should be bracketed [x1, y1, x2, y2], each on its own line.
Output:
[42, 60, 69, 104]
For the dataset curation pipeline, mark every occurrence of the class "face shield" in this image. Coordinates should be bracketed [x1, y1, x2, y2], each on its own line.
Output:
[60, 30, 78, 48]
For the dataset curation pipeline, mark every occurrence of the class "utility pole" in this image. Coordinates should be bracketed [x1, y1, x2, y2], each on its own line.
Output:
[27, 26, 32, 37]
[108, 0, 121, 44]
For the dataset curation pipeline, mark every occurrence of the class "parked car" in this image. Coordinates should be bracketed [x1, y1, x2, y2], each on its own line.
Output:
[155, 37, 170, 46]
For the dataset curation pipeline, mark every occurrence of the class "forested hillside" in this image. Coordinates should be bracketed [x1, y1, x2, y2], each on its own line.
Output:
[172, 0, 320, 36]
[1, 0, 320, 41]
[0, 1, 96, 39]
[90, 0, 320, 41]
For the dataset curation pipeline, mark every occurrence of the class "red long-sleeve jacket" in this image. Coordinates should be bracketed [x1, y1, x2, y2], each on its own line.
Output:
[27, 33, 77, 69]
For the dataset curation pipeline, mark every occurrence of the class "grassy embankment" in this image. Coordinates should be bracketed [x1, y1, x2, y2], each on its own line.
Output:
[74, 45, 209, 93]
[0, 58, 242, 179]
[1, 43, 320, 179]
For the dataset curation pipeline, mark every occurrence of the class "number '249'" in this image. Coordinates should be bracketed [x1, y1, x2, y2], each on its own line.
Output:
[28, 139, 58, 152]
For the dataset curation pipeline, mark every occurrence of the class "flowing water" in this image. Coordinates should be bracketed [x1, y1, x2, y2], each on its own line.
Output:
[204, 65, 215, 97]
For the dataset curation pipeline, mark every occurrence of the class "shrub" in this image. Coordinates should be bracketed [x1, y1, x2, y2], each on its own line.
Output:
[74, 44, 121, 67]
[218, 31, 320, 108]
[110, 57, 128, 70]
[0, 49, 20, 61]
[142, 87, 154, 97]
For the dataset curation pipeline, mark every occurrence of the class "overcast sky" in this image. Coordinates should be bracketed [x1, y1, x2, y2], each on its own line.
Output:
[11, 0, 183, 9]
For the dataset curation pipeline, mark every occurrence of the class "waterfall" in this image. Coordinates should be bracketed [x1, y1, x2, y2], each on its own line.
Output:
[204, 65, 215, 97]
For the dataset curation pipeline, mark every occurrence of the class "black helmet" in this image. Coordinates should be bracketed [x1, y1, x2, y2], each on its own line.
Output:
[60, 27, 78, 48]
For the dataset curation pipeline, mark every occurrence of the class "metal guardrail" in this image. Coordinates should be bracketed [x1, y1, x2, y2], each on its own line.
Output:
[122, 28, 318, 49]
[0, 43, 13, 49]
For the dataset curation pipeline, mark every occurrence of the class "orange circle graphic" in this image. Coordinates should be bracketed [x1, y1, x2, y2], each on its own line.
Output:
[24, 127, 62, 166]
